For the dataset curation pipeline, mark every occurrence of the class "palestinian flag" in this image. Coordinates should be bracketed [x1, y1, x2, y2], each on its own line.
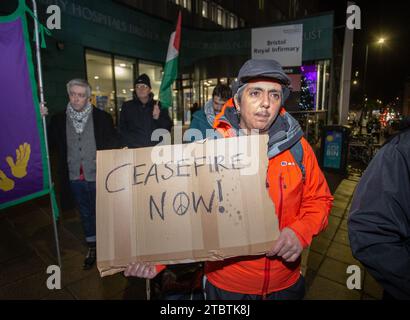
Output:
[159, 11, 181, 109]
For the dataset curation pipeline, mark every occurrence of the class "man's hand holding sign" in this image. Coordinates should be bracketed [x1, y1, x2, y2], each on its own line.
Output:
[267, 227, 303, 262]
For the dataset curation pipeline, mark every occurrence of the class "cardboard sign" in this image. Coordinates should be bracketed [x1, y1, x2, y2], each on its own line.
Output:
[96, 135, 279, 277]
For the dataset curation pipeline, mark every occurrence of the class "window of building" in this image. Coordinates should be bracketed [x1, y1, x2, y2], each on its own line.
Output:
[172, 81, 179, 124]
[114, 57, 136, 113]
[198, 1, 240, 28]
[217, 7, 223, 25]
[138, 61, 163, 101]
[228, 77, 237, 90]
[202, 0, 208, 18]
[173, 0, 192, 11]
[182, 0, 191, 11]
[299, 60, 331, 111]
[210, 3, 217, 23]
[219, 77, 228, 86]
[299, 64, 317, 111]
[183, 89, 193, 124]
[232, 15, 238, 28]
[85, 50, 117, 123]
[199, 80, 206, 106]
[85, 49, 167, 125]
[195, 77, 238, 108]
[192, 79, 199, 108]
[224, 12, 230, 28]
[199, 78, 217, 105]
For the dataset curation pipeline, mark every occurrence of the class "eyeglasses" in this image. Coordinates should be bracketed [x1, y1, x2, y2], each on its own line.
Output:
[69, 91, 87, 99]
[135, 84, 149, 90]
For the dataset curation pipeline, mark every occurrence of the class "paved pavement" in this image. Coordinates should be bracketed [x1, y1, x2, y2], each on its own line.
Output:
[304, 172, 383, 300]
[0, 171, 383, 300]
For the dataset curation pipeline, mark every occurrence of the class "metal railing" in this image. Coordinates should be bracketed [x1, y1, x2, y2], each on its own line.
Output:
[288, 110, 327, 147]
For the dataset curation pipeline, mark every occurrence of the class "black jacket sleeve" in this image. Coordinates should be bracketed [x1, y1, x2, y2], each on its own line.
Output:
[153, 101, 173, 132]
[48, 113, 65, 151]
[48, 116, 57, 150]
[348, 133, 410, 299]
[118, 102, 130, 147]
[102, 111, 121, 149]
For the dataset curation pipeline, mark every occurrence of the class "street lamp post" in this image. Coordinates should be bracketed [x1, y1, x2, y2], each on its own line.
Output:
[363, 44, 369, 101]
[364, 38, 385, 100]
[360, 37, 386, 132]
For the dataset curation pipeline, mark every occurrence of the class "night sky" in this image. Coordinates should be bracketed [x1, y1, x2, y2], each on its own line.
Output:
[319, 0, 410, 106]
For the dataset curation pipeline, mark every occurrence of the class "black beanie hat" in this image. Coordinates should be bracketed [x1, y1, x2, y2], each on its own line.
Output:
[135, 73, 151, 88]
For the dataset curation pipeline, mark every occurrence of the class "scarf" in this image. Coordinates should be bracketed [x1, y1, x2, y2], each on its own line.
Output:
[221, 103, 303, 159]
[66, 103, 92, 134]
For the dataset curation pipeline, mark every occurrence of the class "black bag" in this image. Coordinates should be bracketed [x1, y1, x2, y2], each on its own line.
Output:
[151, 263, 204, 300]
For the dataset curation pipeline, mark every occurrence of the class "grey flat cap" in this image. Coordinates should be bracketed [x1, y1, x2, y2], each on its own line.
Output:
[236, 59, 291, 91]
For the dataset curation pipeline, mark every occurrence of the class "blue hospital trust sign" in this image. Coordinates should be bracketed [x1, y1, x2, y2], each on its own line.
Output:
[37, 0, 333, 65]
[37, 0, 163, 40]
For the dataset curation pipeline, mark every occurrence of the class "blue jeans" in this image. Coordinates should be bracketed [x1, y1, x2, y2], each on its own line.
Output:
[70, 180, 96, 244]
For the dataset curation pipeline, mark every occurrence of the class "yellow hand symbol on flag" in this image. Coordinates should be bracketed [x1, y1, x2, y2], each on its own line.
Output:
[6, 143, 31, 179]
[0, 169, 15, 192]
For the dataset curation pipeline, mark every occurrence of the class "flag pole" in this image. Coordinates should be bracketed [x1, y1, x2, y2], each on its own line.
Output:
[32, 0, 62, 268]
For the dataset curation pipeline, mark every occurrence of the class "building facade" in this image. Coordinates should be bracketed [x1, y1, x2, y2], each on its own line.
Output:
[2, 0, 334, 134]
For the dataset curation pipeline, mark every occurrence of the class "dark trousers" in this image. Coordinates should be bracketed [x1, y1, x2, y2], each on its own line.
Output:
[382, 290, 396, 300]
[70, 180, 96, 245]
[205, 274, 305, 300]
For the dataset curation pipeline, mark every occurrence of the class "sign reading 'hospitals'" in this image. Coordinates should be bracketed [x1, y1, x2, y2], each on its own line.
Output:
[252, 24, 303, 67]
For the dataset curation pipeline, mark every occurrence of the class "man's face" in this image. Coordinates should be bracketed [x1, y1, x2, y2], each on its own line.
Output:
[212, 96, 227, 113]
[235, 81, 283, 133]
[68, 85, 89, 111]
[135, 83, 151, 100]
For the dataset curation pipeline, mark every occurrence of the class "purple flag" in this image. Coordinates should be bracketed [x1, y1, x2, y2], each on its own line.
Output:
[0, 10, 49, 209]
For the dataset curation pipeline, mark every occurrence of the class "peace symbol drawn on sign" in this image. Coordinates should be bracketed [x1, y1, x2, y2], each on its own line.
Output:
[173, 192, 190, 216]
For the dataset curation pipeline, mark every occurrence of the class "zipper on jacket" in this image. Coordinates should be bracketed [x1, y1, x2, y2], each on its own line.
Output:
[261, 257, 271, 299]
[261, 173, 284, 299]
[278, 173, 284, 230]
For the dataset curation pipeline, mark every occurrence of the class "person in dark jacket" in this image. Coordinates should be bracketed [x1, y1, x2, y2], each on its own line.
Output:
[189, 102, 200, 121]
[119, 74, 173, 148]
[48, 79, 120, 270]
[348, 120, 410, 300]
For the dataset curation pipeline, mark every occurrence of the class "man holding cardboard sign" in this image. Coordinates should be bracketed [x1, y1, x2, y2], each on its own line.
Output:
[123, 59, 333, 300]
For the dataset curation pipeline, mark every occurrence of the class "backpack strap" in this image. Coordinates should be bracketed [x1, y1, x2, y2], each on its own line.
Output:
[290, 141, 306, 182]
